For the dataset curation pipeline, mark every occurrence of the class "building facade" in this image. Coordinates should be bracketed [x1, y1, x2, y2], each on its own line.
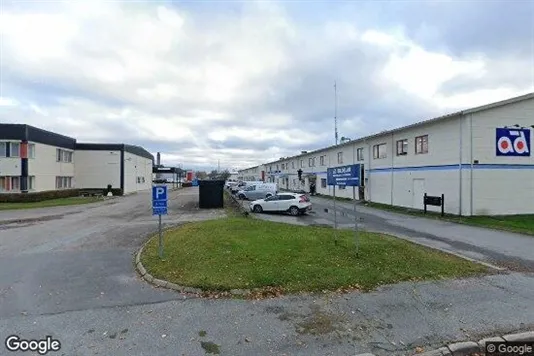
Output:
[239, 92, 534, 216]
[0, 124, 154, 195]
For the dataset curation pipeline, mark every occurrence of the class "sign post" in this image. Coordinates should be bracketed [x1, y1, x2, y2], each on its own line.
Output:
[327, 164, 361, 252]
[152, 185, 168, 258]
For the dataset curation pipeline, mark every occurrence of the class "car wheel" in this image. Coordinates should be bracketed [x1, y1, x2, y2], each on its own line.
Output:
[289, 206, 300, 216]
[265, 194, 272, 198]
[238, 194, 245, 200]
[253, 205, 263, 213]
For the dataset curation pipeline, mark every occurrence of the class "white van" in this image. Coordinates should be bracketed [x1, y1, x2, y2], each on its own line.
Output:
[237, 183, 278, 200]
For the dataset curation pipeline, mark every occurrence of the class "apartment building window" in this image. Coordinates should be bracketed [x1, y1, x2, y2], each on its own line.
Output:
[300, 160, 304, 168]
[0, 177, 6, 191]
[337, 152, 343, 164]
[29, 176, 35, 190]
[281, 163, 285, 170]
[28, 144, 35, 158]
[321, 178, 327, 188]
[56, 176, 73, 189]
[11, 177, 20, 190]
[56, 149, 73, 162]
[0, 142, 6, 157]
[396, 139, 408, 156]
[308, 158, 313, 167]
[276, 164, 279, 171]
[312, 157, 316, 167]
[10, 143, 20, 157]
[373, 143, 387, 159]
[415, 135, 429, 154]
[320, 155, 325, 166]
[357, 148, 364, 161]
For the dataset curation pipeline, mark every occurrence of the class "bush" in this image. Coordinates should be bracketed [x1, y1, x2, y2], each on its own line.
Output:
[182, 182, 192, 187]
[0, 189, 81, 203]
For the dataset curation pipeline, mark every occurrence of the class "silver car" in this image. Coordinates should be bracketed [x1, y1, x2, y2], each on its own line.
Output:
[237, 183, 278, 200]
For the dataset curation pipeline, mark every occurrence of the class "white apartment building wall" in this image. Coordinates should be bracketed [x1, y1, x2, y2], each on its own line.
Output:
[74, 150, 122, 190]
[29, 142, 75, 192]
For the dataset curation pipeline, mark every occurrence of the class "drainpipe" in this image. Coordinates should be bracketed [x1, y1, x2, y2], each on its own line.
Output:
[459, 115, 463, 215]
[390, 133, 394, 205]
[367, 139, 371, 202]
[469, 113, 474, 216]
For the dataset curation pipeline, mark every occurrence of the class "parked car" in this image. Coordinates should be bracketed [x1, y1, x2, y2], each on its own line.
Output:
[249, 193, 312, 216]
[237, 183, 277, 200]
[230, 181, 263, 194]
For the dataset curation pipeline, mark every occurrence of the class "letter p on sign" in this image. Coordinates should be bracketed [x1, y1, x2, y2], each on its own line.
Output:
[152, 185, 167, 201]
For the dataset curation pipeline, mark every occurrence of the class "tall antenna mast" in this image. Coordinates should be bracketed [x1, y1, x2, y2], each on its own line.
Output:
[217, 159, 220, 172]
[334, 81, 339, 145]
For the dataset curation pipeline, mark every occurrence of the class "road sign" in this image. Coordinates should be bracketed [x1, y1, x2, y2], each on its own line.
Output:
[327, 164, 361, 186]
[152, 185, 168, 201]
[152, 185, 168, 259]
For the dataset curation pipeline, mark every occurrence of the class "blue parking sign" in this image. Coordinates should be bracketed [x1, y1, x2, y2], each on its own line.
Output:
[152, 185, 168, 216]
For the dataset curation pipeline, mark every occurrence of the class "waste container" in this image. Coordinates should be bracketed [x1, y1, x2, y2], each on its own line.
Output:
[198, 180, 225, 209]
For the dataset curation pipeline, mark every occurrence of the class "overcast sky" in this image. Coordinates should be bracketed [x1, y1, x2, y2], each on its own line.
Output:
[1, 0, 533, 172]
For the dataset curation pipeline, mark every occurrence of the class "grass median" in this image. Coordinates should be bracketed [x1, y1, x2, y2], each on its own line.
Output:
[0, 197, 103, 211]
[141, 217, 488, 294]
[365, 202, 534, 236]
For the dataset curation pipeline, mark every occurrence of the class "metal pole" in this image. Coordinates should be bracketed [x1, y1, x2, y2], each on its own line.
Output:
[333, 185, 337, 244]
[353, 186, 359, 256]
[158, 214, 163, 258]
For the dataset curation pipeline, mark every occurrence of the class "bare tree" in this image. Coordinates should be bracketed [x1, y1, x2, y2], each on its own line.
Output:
[196, 171, 208, 180]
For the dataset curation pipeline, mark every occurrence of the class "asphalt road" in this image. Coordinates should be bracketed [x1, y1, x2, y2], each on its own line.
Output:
[1, 187, 534, 356]
[241, 194, 534, 272]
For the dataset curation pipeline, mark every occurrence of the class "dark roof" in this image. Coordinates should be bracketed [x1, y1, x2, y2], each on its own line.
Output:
[75, 143, 154, 161]
[0, 123, 76, 149]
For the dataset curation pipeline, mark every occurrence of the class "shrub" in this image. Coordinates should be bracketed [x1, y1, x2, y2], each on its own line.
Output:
[182, 182, 193, 187]
[0, 189, 80, 203]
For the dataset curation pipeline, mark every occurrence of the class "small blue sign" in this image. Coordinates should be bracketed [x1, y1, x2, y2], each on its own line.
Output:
[152, 185, 168, 216]
[496, 127, 531, 156]
[153, 200, 167, 208]
[152, 207, 168, 215]
[152, 185, 168, 201]
[327, 164, 361, 186]
[192, 179, 199, 187]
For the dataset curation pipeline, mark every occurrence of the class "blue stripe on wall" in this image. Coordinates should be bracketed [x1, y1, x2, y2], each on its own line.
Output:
[369, 163, 534, 173]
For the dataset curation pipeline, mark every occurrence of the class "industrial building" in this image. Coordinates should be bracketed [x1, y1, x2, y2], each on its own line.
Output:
[239, 92, 534, 216]
[0, 124, 154, 194]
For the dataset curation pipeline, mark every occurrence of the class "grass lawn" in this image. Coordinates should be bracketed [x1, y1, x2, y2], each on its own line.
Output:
[0, 196, 103, 211]
[141, 217, 487, 293]
[365, 202, 534, 236]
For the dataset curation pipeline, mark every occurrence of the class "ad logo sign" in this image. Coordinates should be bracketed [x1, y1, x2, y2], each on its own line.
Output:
[496, 128, 531, 156]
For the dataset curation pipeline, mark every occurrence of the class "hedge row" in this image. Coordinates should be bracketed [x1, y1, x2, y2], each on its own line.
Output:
[182, 182, 193, 187]
[0, 189, 81, 203]
[0, 188, 124, 203]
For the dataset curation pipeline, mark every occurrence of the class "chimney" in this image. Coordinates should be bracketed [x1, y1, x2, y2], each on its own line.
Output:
[156, 152, 161, 166]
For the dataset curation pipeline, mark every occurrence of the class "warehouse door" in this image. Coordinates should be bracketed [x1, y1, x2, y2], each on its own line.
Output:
[412, 179, 425, 210]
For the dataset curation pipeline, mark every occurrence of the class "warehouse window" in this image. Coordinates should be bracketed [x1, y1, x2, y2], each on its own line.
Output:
[357, 148, 364, 161]
[373, 143, 387, 159]
[312, 157, 316, 167]
[321, 178, 327, 188]
[308, 158, 312, 167]
[291, 161, 295, 169]
[415, 135, 429, 154]
[10, 143, 20, 158]
[396, 139, 408, 156]
[300, 160, 304, 168]
[28, 144, 35, 159]
[337, 152, 343, 164]
[281, 163, 285, 170]
[0, 142, 6, 157]
[320, 155, 326, 166]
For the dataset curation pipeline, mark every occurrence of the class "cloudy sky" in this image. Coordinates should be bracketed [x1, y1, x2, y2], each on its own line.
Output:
[1, 0, 533, 171]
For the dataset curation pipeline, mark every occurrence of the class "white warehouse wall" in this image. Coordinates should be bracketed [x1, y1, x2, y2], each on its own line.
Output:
[29, 142, 75, 191]
[74, 150, 121, 190]
[467, 97, 534, 215]
[123, 151, 153, 194]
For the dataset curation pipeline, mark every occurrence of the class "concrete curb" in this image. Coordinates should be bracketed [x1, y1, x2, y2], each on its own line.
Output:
[355, 330, 534, 356]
